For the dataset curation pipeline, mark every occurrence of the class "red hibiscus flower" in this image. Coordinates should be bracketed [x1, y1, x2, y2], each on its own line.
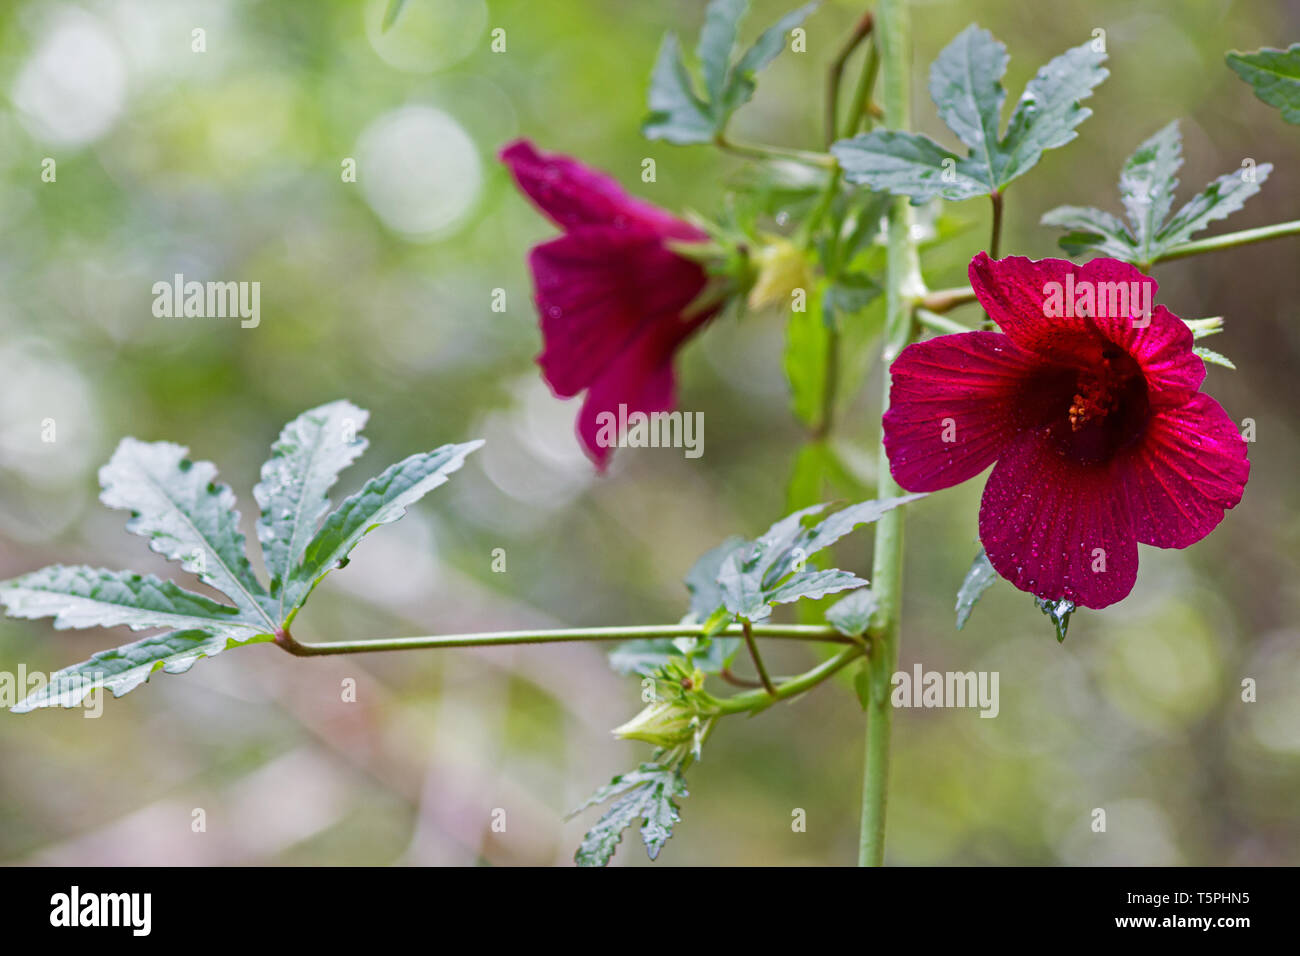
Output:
[499, 139, 719, 469]
[884, 253, 1249, 609]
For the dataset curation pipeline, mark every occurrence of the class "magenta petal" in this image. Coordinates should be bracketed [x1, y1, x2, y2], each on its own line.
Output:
[883, 331, 1044, 492]
[969, 254, 1204, 406]
[969, 253, 1087, 358]
[1117, 393, 1249, 548]
[979, 431, 1138, 609]
[530, 225, 712, 398]
[500, 139, 700, 238]
[575, 316, 705, 470]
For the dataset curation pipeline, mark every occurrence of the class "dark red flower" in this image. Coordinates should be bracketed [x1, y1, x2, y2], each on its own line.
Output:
[499, 139, 719, 469]
[884, 253, 1249, 609]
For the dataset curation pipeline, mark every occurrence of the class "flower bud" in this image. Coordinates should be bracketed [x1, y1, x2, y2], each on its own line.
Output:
[747, 237, 811, 310]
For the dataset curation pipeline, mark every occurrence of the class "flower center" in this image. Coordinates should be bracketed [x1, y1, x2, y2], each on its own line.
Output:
[1045, 347, 1149, 465]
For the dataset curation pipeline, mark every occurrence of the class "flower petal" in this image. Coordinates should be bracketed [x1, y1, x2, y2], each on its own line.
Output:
[979, 430, 1138, 609]
[500, 139, 700, 238]
[575, 313, 710, 469]
[968, 253, 1203, 405]
[1116, 393, 1249, 548]
[883, 331, 1055, 492]
[529, 226, 711, 397]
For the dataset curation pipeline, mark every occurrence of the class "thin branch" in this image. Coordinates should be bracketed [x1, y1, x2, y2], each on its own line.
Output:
[714, 135, 836, 169]
[989, 190, 1004, 259]
[1152, 218, 1300, 264]
[741, 619, 778, 697]
[917, 285, 979, 314]
[715, 645, 865, 715]
[826, 11, 875, 147]
[915, 308, 973, 335]
[275, 622, 854, 657]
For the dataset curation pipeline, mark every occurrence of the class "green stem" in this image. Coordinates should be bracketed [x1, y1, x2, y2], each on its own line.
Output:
[715, 135, 835, 169]
[915, 308, 972, 335]
[275, 622, 854, 656]
[825, 11, 876, 147]
[740, 618, 778, 696]
[989, 191, 1004, 259]
[918, 285, 979, 313]
[844, 41, 881, 136]
[859, 0, 920, 869]
[714, 645, 864, 715]
[1151, 218, 1300, 264]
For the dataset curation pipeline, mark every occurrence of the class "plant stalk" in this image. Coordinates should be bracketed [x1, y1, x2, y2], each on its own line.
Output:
[274, 622, 855, 656]
[859, 0, 920, 868]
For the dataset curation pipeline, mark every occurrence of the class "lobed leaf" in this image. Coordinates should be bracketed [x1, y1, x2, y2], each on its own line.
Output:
[1155, 164, 1272, 250]
[254, 400, 369, 609]
[288, 441, 484, 615]
[1119, 121, 1182, 261]
[12, 628, 269, 712]
[643, 0, 816, 144]
[834, 27, 1107, 201]
[0, 565, 258, 638]
[826, 587, 877, 638]
[1043, 120, 1271, 263]
[571, 763, 688, 867]
[1227, 44, 1300, 125]
[98, 439, 274, 626]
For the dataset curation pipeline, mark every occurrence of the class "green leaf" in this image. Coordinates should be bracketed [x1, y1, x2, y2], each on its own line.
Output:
[833, 27, 1107, 200]
[996, 40, 1108, 184]
[571, 763, 688, 866]
[764, 569, 866, 607]
[685, 536, 746, 621]
[642, 34, 715, 144]
[643, 0, 817, 144]
[927, 25, 1008, 180]
[1119, 121, 1182, 261]
[1043, 121, 1271, 263]
[1194, 346, 1236, 370]
[12, 629, 270, 713]
[1155, 164, 1272, 249]
[254, 400, 370, 606]
[381, 0, 407, 31]
[714, 495, 922, 622]
[784, 291, 832, 428]
[698, 0, 746, 106]
[955, 549, 998, 630]
[831, 130, 989, 202]
[1227, 44, 1300, 125]
[0, 565, 257, 638]
[826, 587, 877, 638]
[1034, 596, 1076, 643]
[1038, 205, 1137, 259]
[99, 438, 273, 625]
[0, 403, 484, 711]
[722, 2, 819, 115]
[289, 441, 483, 614]
[852, 659, 871, 710]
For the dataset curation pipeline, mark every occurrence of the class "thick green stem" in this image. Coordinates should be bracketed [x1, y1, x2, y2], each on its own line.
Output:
[1151, 218, 1300, 264]
[859, 0, 920, 868]
[275, 622, 853, 657]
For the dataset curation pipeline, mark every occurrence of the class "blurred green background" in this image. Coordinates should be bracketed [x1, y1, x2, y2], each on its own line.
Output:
[0, 0, 1297, 865]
